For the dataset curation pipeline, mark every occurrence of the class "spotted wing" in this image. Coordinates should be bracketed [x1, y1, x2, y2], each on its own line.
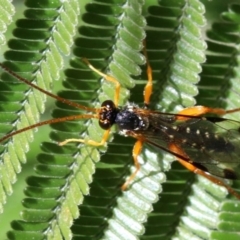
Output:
[133, 112, 240, 180]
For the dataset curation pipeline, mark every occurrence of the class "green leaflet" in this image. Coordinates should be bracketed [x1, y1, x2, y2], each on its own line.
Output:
[181, 2, 240, 240]
[0, 0, 15, 45]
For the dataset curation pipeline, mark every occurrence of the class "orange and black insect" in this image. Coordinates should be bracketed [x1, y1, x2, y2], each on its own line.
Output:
[0, 46, 240, 200]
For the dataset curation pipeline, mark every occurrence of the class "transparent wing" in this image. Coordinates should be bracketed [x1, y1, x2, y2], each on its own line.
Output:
[134, 112, 240, 179]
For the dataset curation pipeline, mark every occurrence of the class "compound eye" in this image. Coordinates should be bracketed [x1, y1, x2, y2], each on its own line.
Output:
[99, 119, 111, 130]
[99, 100, 117, 130]
[101, 100, 115, 109]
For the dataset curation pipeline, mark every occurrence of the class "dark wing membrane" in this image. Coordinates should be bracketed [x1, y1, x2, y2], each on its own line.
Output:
[136, 112, 240, 179]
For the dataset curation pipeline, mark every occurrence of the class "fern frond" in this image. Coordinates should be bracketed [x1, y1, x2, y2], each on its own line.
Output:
[0, 0, 80, 237]
[138, 1, 207, 239]
[176, 3, 240, 239]
[0, 0, 79, 210]
[6, 0, 146, 239]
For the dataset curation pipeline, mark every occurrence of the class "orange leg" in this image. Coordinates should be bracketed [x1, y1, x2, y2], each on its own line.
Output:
[82, 58, 121, 107]
[121, 140, 143, 190]
[176, 106, 226, 121]
[59, 59, 122, 146]
[169, 143, 240, 200]
[177, 106, 240, 121]
[59, 129, 110, 146]
[142, 40, 153, 107]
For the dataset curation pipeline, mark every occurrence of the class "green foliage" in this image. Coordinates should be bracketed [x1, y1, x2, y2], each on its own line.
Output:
[0, 0, 240, 239]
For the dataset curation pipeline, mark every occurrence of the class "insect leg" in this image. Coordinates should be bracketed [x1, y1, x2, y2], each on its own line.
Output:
[176, 106, 240, 121]
[59, 59, 122, 146]
[121, 139, 143, 190]
[82, 58, 120, 106]
[58, 129, 110, 146]
[169, 143, 240, 200]
[142, 40, 153, 108]
[176, 106, 226, 120]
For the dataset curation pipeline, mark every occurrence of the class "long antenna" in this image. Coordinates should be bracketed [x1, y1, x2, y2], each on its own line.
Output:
[0, 114, 98, 144]
[0, 63, 97, 113]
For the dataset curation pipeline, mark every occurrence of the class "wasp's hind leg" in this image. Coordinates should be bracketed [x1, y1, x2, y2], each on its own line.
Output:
[176, 105, 240, 121]
[169, 143, 240, 200]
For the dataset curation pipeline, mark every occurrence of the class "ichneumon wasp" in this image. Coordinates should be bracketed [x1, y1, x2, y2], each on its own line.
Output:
[0, 44, 240, 200]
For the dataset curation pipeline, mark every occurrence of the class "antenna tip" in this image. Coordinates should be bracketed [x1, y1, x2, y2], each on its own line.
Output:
[82, 58, 89, 65]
